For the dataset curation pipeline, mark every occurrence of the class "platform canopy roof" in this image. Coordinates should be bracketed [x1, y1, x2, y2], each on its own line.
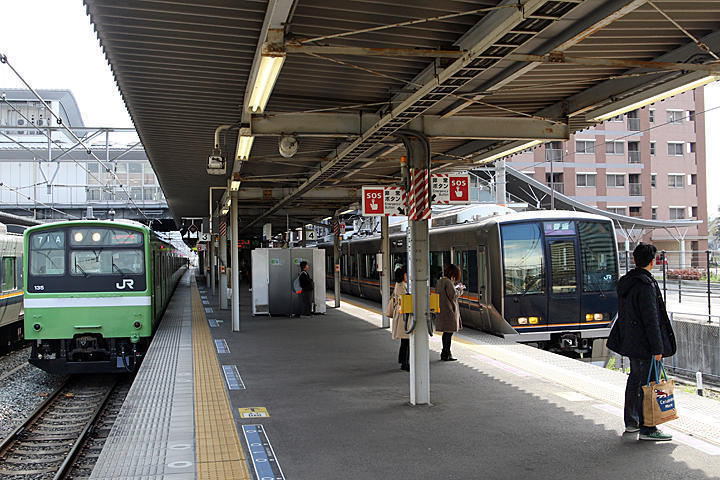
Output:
[83, 0, 720, 233]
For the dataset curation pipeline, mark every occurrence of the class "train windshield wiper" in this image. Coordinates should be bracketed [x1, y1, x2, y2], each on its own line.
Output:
[74, 258, 89, 278]
[112, 261, 127, 277]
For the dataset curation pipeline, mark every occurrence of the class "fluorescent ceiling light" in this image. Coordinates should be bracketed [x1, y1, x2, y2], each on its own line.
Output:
[235, 127, 254, 161]
[339, 208, 355, 215]
[225, 197, 231, 207]
[588, 74, 718, 122]
[475, 140, 542, 164]
[248, 52, 285, 113]
[221, 207, 229, 215]
[322, 216, 332, 221]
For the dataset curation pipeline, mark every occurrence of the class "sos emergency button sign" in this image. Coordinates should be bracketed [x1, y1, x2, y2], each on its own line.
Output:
[431, 173, 470, 204]
[362, 186, 406, 216]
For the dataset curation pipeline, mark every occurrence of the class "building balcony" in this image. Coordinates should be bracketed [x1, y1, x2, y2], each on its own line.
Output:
[629, 183, 642, 196]
[627, 118, 641, 131]
[628, 151, 641, 163]
[545, 149, 563, 162]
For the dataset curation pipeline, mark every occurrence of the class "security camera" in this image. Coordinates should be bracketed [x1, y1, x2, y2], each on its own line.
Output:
[278, 135, 299, 158]
[207, 154, 226, 175]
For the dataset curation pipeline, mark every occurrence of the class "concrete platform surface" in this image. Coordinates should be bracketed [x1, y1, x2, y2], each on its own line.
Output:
[200, 285, 720, 480]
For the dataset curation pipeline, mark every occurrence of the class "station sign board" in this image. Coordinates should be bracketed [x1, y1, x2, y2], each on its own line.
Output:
[361, 186, 406, 216]
[431, 174, 470, 204]
[198, 232, 211, 243]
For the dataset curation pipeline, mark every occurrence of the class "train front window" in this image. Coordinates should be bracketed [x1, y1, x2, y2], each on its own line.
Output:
[548, 240, 577, 294]
[578, 221, 618, 292]
[70, 249, 144, 276]
[501, 223, 545, 295]
[30, 230, 66, 275]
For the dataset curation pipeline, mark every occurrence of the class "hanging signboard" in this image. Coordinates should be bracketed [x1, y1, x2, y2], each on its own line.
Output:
[361, 186, 406, 216]
[198, 232, 211, 243]
[431, 174, 470, 204]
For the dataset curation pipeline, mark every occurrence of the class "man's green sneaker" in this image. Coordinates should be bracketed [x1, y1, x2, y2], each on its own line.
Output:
[639, 430, 673, 441]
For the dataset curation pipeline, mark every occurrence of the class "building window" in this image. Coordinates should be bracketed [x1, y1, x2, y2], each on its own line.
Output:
[627, 110, 640, 131]
[692, 206, 698, 218]
[629, 206, 642, 218]
[650, 141, 656, 156]
[667, 142, 684, 156]
[609, 115, 624, 122]
[608, 207, 626, 215]
[649, 109, 655, 123]
[545, 172, 564, 193]
[628, 141, 640, 163]
[691, 174, 697, 185]
[606, 141, 625, 155]
[651, 173, 657, 188]
[575, 140, 595, 154]
[651, 207, 657, 220]
[689, 142, 696, 153]
[668, 174, 684, 188]
[629, 174, 641, 196]
[607, 174, 625, 187]
[667, 110, 684, 124]
[576, 173, 596, 187]
[545, 141, 562, 162]
[688, 110, 695, 122]
[669, 207, 686, 220]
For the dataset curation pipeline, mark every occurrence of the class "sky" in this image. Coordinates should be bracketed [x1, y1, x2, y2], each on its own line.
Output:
[0, 1, 718, 219]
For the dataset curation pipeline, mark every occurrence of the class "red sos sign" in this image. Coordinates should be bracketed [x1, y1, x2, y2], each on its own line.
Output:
[449, 176, 469, 202]
[363, 188, 385, 215]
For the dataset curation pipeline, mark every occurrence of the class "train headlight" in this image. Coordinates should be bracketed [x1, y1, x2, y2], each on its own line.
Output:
[517, 317, 528, 325]
[586, 313, 594, 322]
[133, 321, 142, 329]
[33, 323, 41, 331]
[529, 316, 539, 324]
[594, 313, 604, 321]
[92, 232, 102, 242]
[74, 232, 84, 242]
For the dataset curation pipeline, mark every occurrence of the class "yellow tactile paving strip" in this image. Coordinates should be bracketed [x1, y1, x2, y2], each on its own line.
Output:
[191, 282, 252, 479]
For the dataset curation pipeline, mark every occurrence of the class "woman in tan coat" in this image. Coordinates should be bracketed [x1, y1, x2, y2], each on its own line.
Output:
[390, 268, 410, 371]
[435, 264, 463, 361]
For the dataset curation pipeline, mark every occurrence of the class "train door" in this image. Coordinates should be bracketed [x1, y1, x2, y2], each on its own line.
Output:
[545, 236, 581, 329]
[477, 246, 489, 306]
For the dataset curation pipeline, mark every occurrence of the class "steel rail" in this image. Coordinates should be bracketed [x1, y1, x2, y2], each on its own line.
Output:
[53, 377, 120, 480]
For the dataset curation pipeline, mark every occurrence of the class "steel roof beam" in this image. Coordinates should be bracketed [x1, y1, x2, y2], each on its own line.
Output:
[238, 0, 553, 232]
[234, 187, 359, 200]
[250, 113, 568, 140]
[440, 0, 648, 117]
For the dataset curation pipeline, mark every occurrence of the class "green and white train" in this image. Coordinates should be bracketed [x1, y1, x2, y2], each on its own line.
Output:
[0, 223, 24, 352]
[24, 220, 186, 374]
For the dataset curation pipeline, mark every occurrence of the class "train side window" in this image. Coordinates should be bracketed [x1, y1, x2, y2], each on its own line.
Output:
[578, 221, 618, 292]
[453, 250, 478, 293]
[327, 254, 334, 274]
[1, 257, 15, 291]
[501, 222, 545, 295]
[391, 252, 407, 277]
[366, 254, 379, 280]
[358, 254, 367, 279]
[350, 254, 358, 277]
[430, 251, 444, 287]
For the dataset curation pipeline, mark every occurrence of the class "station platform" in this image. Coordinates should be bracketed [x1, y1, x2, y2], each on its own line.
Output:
[91, 271, 720, 479]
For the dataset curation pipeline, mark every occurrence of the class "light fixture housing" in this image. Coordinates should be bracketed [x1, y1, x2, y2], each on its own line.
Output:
[248, 49, 285, 113]
[339, 208, 355, 215]
[587, 74, 718, 122]
[475, 140, 542, 164]
[235, 126, 254, 161]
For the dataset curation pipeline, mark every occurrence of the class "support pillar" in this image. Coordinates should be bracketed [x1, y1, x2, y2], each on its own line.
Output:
[205, 248, 211, 288]
[231, 192, 240, 332]
[398, 131, 431, 406]
[680, 239, 686, 269]
[219, 214, 228, 310]
[381, 216, 390, 328]
[495, 159, 506, 206]
[210, 233, 216, 294]
[334, 217, 341, 308]
[301, 226, 306, 247]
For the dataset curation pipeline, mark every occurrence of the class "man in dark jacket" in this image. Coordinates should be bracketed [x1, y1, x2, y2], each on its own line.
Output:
[607, 243, 677, 441]
[298, 261, 314, 316]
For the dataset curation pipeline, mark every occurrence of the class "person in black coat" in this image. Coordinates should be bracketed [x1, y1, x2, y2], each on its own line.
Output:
[298, 261, 314, 316]
[607, 243, 676, 441]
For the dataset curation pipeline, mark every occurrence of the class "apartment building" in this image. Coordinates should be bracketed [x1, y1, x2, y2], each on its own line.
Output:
[507, 88, 709, 254]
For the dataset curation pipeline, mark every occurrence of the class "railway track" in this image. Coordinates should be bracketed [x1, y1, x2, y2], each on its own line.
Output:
[0, 375, 130, 479]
